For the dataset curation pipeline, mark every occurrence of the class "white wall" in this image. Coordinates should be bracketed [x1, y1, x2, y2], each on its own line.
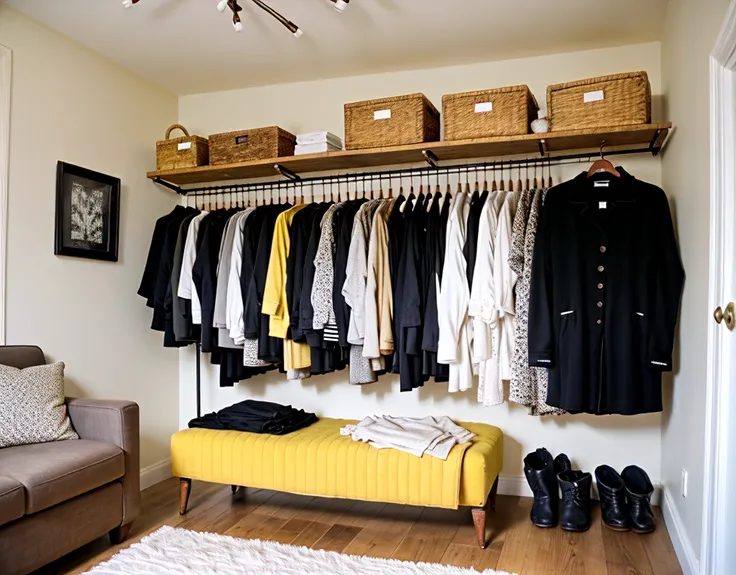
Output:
[660, 0, 730, 565]
[0, 7, 180, 470]
[178, 42, 667, 482]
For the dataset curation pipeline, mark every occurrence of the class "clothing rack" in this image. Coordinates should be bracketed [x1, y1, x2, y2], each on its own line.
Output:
[155, 147, 652, 199]
[179, 145, 653, 419]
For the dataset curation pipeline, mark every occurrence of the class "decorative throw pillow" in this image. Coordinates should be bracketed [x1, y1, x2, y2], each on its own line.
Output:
[0, 361, 79, 448]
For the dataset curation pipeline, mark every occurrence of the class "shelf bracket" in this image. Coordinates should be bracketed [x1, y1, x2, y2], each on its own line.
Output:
[274, 163, 301, 181]
[421, 149, 440, 168]
[648, 129, 664, 157]
[538, 139, 548, 157]
[154, 177, 185, 195]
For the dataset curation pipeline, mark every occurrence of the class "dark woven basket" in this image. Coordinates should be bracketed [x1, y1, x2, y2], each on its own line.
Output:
[209, 127, 296, 165]
[156, 124, 209, 171]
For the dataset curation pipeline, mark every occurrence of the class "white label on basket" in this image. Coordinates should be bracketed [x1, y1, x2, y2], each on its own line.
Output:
[584, 90, 605, 103]
[374, 109, 391, 120]
[599, 201, 608, 209]
[177, 142, 192, 151]
[475, 102, 493, 113]
[594, 181, 610, 188]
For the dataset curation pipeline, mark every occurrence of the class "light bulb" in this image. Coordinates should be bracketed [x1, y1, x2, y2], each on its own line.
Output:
[217, 0, 228, 12]
[233, 20, 243, 32]
[293, 28, 303, 38]
[334, 0, 347, 11]
[122, 0, 134, 7]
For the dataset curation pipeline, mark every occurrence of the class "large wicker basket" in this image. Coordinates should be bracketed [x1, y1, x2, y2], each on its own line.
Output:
[344, 93, 440, 150]
[547, 71, 651, 132]
[443, 85, 538, 140]
[156, 124, 209, 171]
[209, 127, 296, 165]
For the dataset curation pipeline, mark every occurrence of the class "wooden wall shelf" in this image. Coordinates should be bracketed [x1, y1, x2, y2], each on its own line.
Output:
[147, 123, 671, 187]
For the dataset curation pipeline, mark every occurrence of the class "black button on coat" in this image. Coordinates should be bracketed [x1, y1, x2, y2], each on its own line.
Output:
[528, 170, 684, 415]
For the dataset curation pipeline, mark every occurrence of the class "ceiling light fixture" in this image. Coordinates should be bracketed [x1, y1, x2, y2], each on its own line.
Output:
[250, 0, 303, 38]
[328, 0, 349, 12]
[123, 0, 346, 37]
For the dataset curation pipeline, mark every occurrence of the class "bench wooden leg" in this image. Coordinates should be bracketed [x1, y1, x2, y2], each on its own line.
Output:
[472, 507, 487, 549]
[179, 478, 192, 515]
[472, 477, 500, 549]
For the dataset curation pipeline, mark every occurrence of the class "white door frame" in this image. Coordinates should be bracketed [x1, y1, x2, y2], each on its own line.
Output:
[0, 44, 10, 346]
[702, 2, 736, 573]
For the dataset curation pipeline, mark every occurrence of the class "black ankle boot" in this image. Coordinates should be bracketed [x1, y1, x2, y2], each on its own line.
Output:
[554, 453, 572, 475]
[595, 465, 630, 531]
[558, 470, 592, 532]
[523, 448, 558, 528]
[622, 465, 656, 533]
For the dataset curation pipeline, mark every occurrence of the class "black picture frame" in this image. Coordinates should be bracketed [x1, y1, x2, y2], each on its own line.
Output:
[54, 161, 120, 262]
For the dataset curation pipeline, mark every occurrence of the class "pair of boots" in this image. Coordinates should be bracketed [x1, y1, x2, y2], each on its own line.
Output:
[595, 465, 656, 533]
[524, 448, 591, 532]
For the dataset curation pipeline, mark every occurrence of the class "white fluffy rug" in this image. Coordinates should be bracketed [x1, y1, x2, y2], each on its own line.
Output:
[86, 526, 515, 575]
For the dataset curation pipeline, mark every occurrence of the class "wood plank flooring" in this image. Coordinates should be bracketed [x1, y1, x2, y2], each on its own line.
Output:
[37, 478, 681, 575]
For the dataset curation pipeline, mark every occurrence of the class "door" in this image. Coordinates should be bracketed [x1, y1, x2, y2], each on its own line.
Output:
[703, 8, 736, 572]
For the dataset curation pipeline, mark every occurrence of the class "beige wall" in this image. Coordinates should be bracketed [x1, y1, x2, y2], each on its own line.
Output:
[179, 42, 667, 482]
[660, 0, 730, 560]
[0, 7, 179, 469]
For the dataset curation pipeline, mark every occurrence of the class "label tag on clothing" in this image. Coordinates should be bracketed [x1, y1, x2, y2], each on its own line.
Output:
[374, 109, 392, 120]
[594, 181, 610, 188]
[599, 201, 608, 209]
[584, 90, 605, 103]
[475, 101, 493, 113]
[177, 142, 192, 151]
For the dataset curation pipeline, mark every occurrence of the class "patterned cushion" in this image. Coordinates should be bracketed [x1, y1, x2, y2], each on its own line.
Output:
[0, 362, 78, 448]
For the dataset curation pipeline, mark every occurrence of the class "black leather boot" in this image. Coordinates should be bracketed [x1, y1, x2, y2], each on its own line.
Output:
[555, 453, 572, 475]
[558, 470, 592, 532]
[523, 448, 558, 528]
[622, 465, 656, 533]
[595, 465, 630, 531]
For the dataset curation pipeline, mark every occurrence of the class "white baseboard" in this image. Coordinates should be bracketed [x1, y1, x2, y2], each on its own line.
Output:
[497, 474, 662, 506]
[662, 489, 699, 575]
[140, 458, 173, 490]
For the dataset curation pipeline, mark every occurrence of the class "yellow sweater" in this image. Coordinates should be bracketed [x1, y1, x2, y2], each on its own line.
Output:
[262, 204, 311, 370]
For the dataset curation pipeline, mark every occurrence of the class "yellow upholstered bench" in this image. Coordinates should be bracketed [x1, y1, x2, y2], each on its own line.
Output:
[172, 418, 503, 548]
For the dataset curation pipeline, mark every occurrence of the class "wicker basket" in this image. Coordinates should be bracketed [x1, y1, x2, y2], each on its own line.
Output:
[344, 93, 440, 150]
[443, 85, 538, 140]
[208, 127, 296, 165]
[547, 71, 651, 132]
[156, 124, 209, 171]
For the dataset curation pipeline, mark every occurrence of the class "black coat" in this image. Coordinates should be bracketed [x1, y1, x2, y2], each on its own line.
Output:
[528, 170, 684, 415]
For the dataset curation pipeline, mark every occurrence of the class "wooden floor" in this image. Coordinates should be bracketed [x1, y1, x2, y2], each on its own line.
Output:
[39, 478, 682, 575]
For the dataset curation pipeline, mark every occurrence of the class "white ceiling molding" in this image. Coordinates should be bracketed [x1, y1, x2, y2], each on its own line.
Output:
[6, 0, 668, 94]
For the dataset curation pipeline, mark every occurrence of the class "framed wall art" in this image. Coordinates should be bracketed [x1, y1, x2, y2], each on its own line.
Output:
[54, 161, 120, 262]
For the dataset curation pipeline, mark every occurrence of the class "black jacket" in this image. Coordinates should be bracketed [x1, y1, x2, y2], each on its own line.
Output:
[528, 170, 684, 415]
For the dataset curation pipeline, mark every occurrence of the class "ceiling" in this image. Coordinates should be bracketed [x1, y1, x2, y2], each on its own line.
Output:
[5, 0, 670, 95]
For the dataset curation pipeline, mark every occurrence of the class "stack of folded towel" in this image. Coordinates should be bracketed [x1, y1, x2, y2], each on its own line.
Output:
[295, 131, 343, 155]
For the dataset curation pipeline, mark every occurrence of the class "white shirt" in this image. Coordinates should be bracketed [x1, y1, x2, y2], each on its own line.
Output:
[177, 212, 208, 325]
[495, 191, 520, 380]
[225, 209, 254, 344]
[469, 192, 507, 406]
[437, 191, 473, 393]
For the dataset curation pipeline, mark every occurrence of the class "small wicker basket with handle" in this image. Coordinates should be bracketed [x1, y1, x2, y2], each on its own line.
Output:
[156, 124, 209, 171]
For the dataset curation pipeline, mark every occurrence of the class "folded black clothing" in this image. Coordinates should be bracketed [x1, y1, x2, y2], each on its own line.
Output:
[188, 399, 318, 435]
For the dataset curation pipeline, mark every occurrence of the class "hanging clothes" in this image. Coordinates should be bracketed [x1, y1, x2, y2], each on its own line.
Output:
[509, 190, 565, 416]
[171, 211, 199, 344]
[528, 169, 684, 415]
[437, 190, 473, 393]
[311, 203, 341, 340]
[263, 204, 311, 372]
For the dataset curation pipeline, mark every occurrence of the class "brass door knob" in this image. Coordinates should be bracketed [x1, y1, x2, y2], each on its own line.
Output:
[725, 302, 735, 331]
[714, 303, 735, 330]
[715, 306, 724, 324]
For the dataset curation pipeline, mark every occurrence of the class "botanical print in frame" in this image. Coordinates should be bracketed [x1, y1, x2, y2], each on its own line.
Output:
[54, 162, 120, 261]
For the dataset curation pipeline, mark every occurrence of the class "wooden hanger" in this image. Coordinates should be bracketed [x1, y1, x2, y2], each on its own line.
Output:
[587, 142, 620, 178]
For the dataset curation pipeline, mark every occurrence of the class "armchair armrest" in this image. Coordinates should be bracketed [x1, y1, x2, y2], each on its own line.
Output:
[66, 398, 140, 527]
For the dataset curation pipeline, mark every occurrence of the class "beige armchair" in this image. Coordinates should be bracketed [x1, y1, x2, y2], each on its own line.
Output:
[0, 346, 140, 575]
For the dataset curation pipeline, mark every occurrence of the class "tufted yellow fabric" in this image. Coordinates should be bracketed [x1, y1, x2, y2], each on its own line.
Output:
[171, 418, 503, 509]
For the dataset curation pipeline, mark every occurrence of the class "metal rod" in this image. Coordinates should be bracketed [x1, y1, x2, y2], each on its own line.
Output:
[156, 147, 654, 196]
[195, 342, 202, 419]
